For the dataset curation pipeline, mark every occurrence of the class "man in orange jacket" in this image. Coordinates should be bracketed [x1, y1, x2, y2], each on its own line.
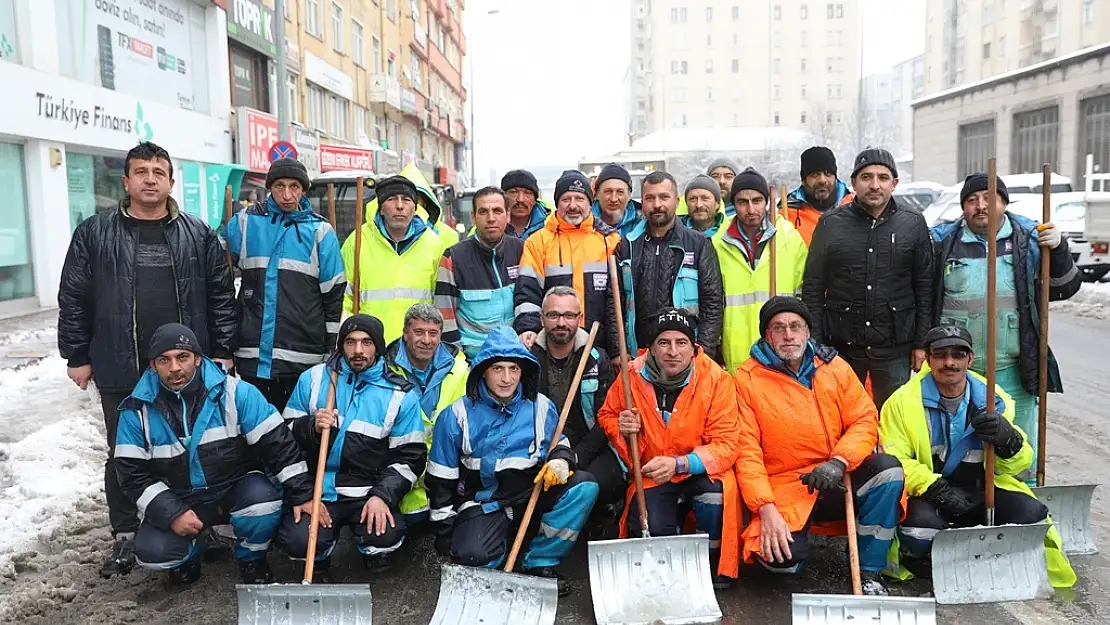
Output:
[734, 296, 905, 596]
[598, 308, 742, 588]
[785, 146, 853, 245]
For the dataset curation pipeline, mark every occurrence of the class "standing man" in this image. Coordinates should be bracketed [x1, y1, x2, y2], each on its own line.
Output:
[436, 187, 524, 360]
[930, 174, 1081, 484]
[612, 171, 723, 361]
[714, 168, 808, 373]
[501, 169, 550, 239]
[802, 148, 934, 411]
[114, 323, 312, 585]
[734, 298, 905, 595]
[879, 325, 1076, 588]
[786, 146, 854, 245]
[591, 163, 645, 238]
[384, 304, 469, 526]
[680, 174, 727, 237]
[227, 158, 345, 412]
[514, 170, 619, 352]
[707, 158, 740, 210]
[597, 309, 743, 587]
[279, 315, 427, 578]
[529, 286, 624, 519]
[343, 175, 442, 343]
[58, 141, 237, 578]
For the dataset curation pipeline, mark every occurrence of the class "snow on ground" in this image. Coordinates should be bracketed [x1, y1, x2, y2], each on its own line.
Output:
[1052, 281, 1110, 320]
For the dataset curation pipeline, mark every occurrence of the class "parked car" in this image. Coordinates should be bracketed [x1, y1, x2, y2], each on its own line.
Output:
[894, 181, 946, 212]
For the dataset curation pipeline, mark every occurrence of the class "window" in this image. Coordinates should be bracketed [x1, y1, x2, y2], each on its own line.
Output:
[801, 4, 808, 19]
[774, 85, 781, 99]
[680, 7, 687, 21]
[732, 59, 739, 73]
[773, 58, 781, 73]
[355, 104, 368, 140]
[800, 30, 807, 46]
[826, 57, 834, 71]
[801, 111, 807, 124]
[671, 60, 679, 74]
[707, 87, 714, 100]
[733, 33, 739, 46]
[705, 60, 713, 73]
[958, 119, 996, 178]
[387, 53, 396, 77]
[307, 84, 325, 130]
[827, 30, 841, 45]
[1000, 35, 1006, 54]
[386, 0, 397, 22]
[836, 3, 844, 17]
[825, 110, 841, 124]
[373, 37, 381, 71]
[671, 7, 678, 21]
[983, 42, 991, 59]
[681, 60, 688, 74]
[332, 2, 344, 52]
[775, 33, 782, 47]
[352, 20, 364, 65]
[982, 3, 992, 24]
[732, 5, 740, 20]
[1085, 0, 1096, 24]
[774, 112, 780, 125]
[306, 0, 323, 37]
[800, 84, 807, 97]
[706, 6, 713, 20]
[706, 34, 712, 46]
[774, 4, 781, 19]
[411, 56, 422, 89]
[827, 3, 834, 18]
[65, 150, 127, 232]
[1012, 106, 1059, 174]
[801, 58, 807, 72]
[733, 113, 739, 125]
[327, 94, 349, 139]
[286, 74, 300, 122]
[680, 113, 688, 127]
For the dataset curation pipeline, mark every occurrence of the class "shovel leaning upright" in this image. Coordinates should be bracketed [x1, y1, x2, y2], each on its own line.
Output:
[930, 158, 1053, 605]
[1028, 164, 1099, 556]
[429, 323, 601, 625]
[792, 473, 937, 625]
[587, 256, 722, 625]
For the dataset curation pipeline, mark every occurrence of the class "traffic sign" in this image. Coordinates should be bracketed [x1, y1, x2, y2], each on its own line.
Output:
[269, 140, 298, 163]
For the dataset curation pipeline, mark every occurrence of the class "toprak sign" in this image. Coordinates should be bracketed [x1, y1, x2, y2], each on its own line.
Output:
[235, 107, 279, 173]
[319, 144, 375, 172]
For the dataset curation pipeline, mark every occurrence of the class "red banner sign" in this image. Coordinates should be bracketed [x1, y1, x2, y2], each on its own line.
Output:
[319, 144, 375, 172]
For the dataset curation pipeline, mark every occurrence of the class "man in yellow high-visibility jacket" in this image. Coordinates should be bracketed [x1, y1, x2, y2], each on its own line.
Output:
[713, 168, 808, 373]
[341, 175, 442, 342]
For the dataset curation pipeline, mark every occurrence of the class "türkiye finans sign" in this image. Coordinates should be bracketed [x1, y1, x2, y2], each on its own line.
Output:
[36, 92, 136, 135]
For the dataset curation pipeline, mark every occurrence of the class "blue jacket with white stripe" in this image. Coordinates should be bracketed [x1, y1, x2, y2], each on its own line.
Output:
[283, 355, 427, 507]
[227, 197, 346, 379]
[425, 326, 575, 537]
[114, 358, 313, 531]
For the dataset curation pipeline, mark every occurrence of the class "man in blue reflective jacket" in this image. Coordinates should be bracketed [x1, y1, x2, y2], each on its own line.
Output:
[501, 169, 550, 239]
[227, 158, 346, 412]
[591, 163, 645, 238]
[278, 314, 426, 579]
[114, 323, 314, 585]
[426, 326, 599, 596]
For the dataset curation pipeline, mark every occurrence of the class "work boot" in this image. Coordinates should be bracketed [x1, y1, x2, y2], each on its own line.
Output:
[99, 534, 136, 578]
[525, 566, 570, 597]
[200, 527, 232, 561]
[169, 558, 202, 585]
[860, 571, 890, 596]
[238, 558, 274, 584]
[361, 553, 392, 575]
[711, 572, 736, 590]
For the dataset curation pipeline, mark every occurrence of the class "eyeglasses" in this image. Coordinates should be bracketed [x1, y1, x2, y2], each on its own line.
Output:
[543, 311, 580, 321]
[767, 321, 807, 334]
[928, 347, 970, 359]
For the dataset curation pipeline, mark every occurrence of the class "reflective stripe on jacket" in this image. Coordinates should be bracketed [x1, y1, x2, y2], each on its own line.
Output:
[435, 236, 524, 361]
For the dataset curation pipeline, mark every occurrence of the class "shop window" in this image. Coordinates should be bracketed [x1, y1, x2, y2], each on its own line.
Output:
[0, 0, 19, 63]
[65, 152, 128, 232]
[229, 44, 271, 111]
[0, 144, 35, 302]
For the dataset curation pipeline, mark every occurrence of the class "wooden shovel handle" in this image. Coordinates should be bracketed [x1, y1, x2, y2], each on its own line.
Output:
[222, 185, 235, 271]
[985, 159, 999, 521]
[353, 178, 364, 316]
[303, 369, 339, 583]
[607, 255, 650, 537]
[503, 322, 600, 573]
[1036, 164, 1051, 487]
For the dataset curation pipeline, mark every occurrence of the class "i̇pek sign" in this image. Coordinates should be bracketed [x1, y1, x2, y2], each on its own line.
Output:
[236, 106, 278, 172]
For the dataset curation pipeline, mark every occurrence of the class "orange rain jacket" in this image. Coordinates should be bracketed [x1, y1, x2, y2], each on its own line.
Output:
[597, 351, 743, 577]
[733, 344, 889, 564]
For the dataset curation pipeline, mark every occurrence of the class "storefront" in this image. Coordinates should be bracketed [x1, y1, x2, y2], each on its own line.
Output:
[226, 0, 277, 112]
[236, 107, 324, 203]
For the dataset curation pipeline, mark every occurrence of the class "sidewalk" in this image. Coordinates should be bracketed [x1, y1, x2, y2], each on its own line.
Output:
[0, 309, 56, 370]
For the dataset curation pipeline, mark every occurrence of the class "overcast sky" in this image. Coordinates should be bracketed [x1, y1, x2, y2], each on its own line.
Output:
[464, 0, 926, 183]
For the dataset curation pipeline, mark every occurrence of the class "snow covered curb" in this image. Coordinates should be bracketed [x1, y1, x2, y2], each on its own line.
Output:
[1051, 282, 1110, 320]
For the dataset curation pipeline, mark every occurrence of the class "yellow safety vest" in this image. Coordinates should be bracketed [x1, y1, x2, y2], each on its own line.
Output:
[713, 216, 808, 374]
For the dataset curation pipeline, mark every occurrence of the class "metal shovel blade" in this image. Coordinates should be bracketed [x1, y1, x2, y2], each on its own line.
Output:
[235, 583, 373, 625]
[931, 522, 1053, 604]
[1031, 484, 1099, 555]
[428, 563, 558, 625]
[588, 534, 723, 625]
[791, 593, 937, 625]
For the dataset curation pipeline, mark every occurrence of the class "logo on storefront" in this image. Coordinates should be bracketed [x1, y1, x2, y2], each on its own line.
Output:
[135, 102, 154, 141]
[156, 46, 186, 74]
[118, 32, 153, 58]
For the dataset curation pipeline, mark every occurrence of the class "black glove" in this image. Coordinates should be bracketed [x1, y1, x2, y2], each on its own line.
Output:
[921, 478, 978, 518]
[968, 408, 1021, 455]
[799, 458, 847, 495]
[434, 534, 453, 558]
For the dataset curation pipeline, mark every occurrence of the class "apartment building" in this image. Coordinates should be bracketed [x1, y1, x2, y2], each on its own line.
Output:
[860, 54, 926, 161]
[628, 0, 860, 144]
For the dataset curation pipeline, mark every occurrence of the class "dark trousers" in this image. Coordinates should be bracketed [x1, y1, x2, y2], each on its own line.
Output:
[626, 474, 724, 568]
[842, 352, 911, 412]
[899, 487, 1049, 558]
[101, 389, 139, 536]
[239, 374, 300, 413]
[278, 497, 407, 561]
[582, 449, 627, 508]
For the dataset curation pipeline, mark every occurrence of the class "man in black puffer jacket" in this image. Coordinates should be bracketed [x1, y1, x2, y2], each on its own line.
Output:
[801, 148, 934, 411]
[57, 141, 238, 578]
[610, 170, 724, 362]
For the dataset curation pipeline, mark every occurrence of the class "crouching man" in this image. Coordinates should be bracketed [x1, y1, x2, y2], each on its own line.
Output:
[879, 324, 1076, 588]
[598, 308, 743, 588]
[114, 323, 314, 585]
[278, 315, 426, 579]
[426, 326, 599, 596]
[734, 297, 905, 595]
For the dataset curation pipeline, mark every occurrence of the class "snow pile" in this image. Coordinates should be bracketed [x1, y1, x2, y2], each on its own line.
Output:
[1051, 281, 1110, 320]
[0, 326, 56, 348]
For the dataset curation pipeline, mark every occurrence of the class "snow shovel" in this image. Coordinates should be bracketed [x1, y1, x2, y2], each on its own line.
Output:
[586, 257, 722, 625]
[1030, 164, 1099, 556]
[930, 161, 1053, 605]
[792, 473, 937, 625]
[429, 322, 601, 625]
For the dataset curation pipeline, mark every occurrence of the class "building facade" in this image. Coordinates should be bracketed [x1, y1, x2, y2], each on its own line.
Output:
[628, 0, 860, 144]
[861, 54, 926, 162]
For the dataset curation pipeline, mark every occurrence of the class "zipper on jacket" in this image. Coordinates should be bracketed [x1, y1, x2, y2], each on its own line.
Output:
[890, 233, 896, 266]
[131, 226, 141, 373]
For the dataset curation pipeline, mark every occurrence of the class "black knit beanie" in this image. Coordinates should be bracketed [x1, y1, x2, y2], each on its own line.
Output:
[650, 308, 698, 345]
[374, 175, 419, 204]
[148, 323, 201, 360]
[800, 146, 837, 179]
[554, 170, 593, 205]
[338, 314, 386, 360]
[500, 169, 540, 197]
[594, 163, 632, 191]
[850, 147, 899, 179]
[758, 296, 814, 337]
[960, 173, 1010, 205]
[729, 167, 770, 203]
[266, 158, 311, 190]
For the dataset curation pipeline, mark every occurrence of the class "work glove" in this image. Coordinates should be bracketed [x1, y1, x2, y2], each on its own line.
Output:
[534, 458, 572, 492]
[1037, 223, 1062, 249]
[922, 478, 978, 518]
[968, 408, 1021, 456]
[799, 458, 847, 495]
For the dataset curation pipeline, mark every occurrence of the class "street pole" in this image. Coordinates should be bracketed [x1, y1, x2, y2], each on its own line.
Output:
[275, 0, 290, 141]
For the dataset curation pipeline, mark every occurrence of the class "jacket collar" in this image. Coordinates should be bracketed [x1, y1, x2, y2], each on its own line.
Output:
[119, 196, 182, 222]
[535, 327, 590, 352]
[131, 357, 225, 404]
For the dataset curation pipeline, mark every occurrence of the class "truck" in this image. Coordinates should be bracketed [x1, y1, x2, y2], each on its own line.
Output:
[1076, 155, 1110, 281]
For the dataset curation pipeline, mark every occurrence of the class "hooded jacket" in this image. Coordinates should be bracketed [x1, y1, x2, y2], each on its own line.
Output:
[425, 327, 574, 537]
[786, 180, 854, 246]
[591, 199, 645, 239]
[228, 196, 346, 379]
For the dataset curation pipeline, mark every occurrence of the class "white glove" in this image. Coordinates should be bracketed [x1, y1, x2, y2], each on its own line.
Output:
[1037, 223, 1062, 249]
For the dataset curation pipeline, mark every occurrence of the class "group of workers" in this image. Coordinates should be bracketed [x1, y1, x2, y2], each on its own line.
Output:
[56, 139, 1080, 598]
